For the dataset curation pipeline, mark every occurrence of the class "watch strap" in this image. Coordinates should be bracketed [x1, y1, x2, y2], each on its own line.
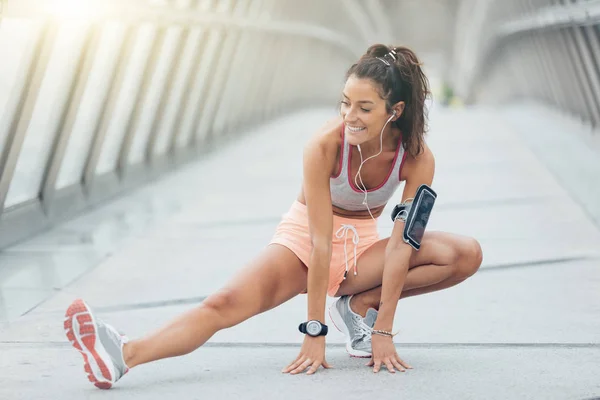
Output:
[298, 322, 307, 334]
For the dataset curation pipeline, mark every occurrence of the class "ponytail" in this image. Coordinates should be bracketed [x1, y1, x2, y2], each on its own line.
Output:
[346, 44, 430, 157]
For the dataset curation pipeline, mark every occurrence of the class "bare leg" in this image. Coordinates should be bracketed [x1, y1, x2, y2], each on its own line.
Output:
[124, 244, 307, 368]
[334, 231, 483, 316]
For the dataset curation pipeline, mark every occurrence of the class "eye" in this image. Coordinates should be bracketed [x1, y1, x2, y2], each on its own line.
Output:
[340, 100, 349, 106]
[361, 108, 371, 113]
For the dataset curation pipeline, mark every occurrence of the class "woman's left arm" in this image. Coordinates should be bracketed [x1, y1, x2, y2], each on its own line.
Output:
[369, 145, 435, 373]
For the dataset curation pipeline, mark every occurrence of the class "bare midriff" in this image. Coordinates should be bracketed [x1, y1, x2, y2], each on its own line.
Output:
[296, 191, 387, 220]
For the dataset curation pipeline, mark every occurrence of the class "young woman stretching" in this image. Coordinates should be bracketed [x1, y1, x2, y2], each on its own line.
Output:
[64, 44, 483, 389]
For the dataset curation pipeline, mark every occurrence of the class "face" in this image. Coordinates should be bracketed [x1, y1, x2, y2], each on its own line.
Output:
[340, 75, 394, 146]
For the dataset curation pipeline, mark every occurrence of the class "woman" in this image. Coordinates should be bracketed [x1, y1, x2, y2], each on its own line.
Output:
[64, 44, 483, 389]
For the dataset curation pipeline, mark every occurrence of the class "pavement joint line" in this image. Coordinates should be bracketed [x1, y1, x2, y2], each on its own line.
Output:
[161, 196, 557, 231]
[96, 296, 209, 312]
[0, 342, 599, 349]
[26, 253, 598, 316]
[436, 195, 557, 210]
[481, 255, 598, 271]
[8, 255, 597, 321]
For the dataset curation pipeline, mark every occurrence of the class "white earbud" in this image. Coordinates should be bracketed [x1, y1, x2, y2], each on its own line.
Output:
[385, 111, 395, 124]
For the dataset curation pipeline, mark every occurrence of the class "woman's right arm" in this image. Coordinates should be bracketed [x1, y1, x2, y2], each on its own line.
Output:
[302, 132, 337, 324]
[282, 124, 339, 375]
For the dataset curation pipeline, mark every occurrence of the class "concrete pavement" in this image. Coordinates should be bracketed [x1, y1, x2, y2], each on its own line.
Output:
[1, 103, 599, 399]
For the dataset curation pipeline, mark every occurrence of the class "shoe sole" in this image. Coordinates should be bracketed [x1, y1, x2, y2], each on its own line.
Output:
[328, 301, 372, 358]
[64, 299, 114, 389]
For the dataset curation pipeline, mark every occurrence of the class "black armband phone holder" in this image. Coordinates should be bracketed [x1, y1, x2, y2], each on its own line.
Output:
[390, 184, 437, 251]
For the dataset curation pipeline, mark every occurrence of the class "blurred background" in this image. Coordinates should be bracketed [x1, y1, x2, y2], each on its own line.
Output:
[2, 2, 600, 397]
[0, 0, 599, 320]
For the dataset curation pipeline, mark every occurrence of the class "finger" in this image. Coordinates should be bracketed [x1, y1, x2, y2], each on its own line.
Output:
[296, 359, 313, 374]
[306, 360, 321, 375]
[366, 358, 374, 367]
[396, 356, 413, 369]
[283, 356, 305, 373]
[282, 358, 302, 373]
[391, 359, 406, 372]
[322, 360, 333, 369]
[373, 359, 382, 373]
[384, 359, 396, 374]
[290, 358, 312, 375]
[290, 359, 309, 375]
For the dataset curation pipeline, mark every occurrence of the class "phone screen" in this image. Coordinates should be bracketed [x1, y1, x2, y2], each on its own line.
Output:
[406, 189, 436, 246]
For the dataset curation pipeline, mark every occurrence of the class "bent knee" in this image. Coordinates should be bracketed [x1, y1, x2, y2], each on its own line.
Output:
[457, 237, 483, 279]
[202, 289, 243, 315]
[202, 287, 265, 320]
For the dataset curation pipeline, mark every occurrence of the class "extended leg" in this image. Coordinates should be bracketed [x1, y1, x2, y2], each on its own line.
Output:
[66, 244, 308, 389]
[124, 244, 308, 367]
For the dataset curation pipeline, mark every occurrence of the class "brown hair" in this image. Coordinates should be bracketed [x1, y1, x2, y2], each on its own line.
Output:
[346, 44, 430, 157]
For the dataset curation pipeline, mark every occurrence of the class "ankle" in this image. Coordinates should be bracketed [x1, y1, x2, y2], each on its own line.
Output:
[123, 342, 136, 369]
[349, 295, 370, 318]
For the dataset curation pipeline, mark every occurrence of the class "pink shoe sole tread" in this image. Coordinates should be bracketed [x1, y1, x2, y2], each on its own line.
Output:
[64, 299, 113, 390]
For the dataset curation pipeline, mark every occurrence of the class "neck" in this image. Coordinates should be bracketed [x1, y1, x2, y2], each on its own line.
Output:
[357, 125, 399, 157]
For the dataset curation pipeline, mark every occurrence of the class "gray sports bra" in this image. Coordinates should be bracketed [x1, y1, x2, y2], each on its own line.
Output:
[330, 129, 406, 212]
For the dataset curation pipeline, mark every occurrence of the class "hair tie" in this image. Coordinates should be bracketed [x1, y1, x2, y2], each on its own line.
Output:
[376, 57, 390, 66]
[377, 50, 397, 67]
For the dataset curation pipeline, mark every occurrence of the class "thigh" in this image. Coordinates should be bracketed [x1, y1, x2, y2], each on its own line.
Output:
[218, 243, 308, 314]
[334, 231, 465, 297]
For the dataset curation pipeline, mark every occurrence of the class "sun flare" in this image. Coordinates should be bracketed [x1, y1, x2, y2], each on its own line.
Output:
[45, 0, 104, 20]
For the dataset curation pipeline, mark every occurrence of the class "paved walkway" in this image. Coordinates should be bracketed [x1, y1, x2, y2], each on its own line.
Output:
[1, 103, 599, 399]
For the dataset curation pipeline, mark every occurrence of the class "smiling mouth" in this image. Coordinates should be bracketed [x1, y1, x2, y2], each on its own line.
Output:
[346, 126, 366, 133]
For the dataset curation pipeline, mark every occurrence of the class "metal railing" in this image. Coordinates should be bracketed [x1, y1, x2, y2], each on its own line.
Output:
[0, 0, 383, 249]
[447, 0, 600, 131]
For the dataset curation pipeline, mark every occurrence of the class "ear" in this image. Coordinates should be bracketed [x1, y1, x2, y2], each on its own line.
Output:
[392, 101, 405, 120]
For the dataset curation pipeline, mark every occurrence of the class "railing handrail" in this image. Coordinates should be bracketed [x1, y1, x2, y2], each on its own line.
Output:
[4, 0, 363, 58]
[465, 1, 600, 102]
[495, 1, 600, 39]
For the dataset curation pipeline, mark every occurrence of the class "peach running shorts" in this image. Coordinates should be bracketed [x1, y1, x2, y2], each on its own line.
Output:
[270, 201, 380, 297]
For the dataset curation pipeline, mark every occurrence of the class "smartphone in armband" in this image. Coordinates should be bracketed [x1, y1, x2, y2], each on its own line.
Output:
[402, 184, 437, 250]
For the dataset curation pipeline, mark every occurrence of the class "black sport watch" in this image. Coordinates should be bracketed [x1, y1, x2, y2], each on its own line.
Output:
[298, 320, 328, 337]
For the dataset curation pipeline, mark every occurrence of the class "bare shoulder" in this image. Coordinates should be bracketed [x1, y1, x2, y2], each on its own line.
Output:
[301, 116, 344, 187]
[400, 142, 435, 182]
[306, 116, 343, 150]
[304, 116, 343, 166]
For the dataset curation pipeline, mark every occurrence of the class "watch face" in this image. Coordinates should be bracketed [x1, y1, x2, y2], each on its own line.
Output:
[306, 321, 321, 336]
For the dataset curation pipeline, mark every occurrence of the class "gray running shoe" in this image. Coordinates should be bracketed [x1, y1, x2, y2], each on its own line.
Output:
[64, 299, 129, 389]
[329, 295, 378, 357]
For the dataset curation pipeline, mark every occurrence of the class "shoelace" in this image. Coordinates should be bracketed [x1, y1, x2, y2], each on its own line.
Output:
[359, 332, 372, 348]
[350, 315, 373, 348]
[335, 224, 360, 279]
[352, 314, 372, 337]
[97, 320, 130, 371]
[98, 320, 123, 343]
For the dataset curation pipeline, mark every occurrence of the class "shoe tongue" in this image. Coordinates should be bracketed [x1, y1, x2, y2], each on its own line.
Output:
[363, 308, 378, 328]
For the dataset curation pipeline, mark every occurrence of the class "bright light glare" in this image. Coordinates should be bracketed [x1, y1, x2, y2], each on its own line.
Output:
[46, 0, 106, 20]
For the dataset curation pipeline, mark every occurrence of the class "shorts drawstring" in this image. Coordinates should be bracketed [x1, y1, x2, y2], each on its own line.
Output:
[335, 224, 360, 279]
